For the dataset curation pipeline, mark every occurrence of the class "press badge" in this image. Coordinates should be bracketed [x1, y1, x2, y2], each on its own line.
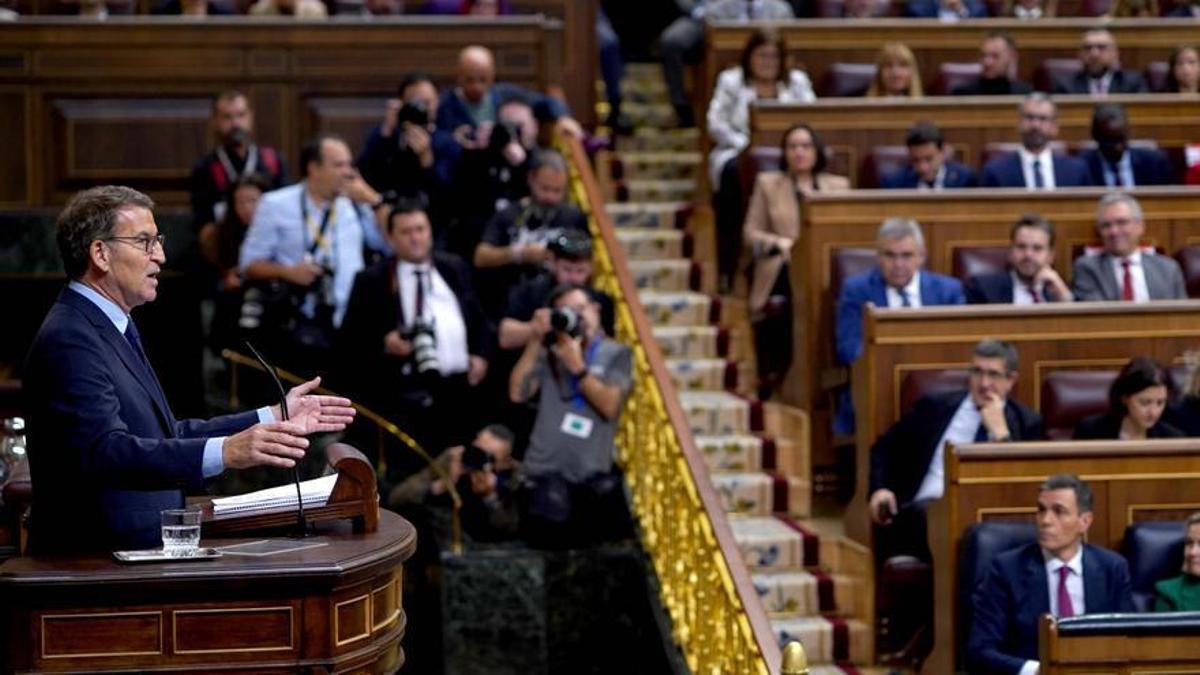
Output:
[561, 412, 594, 439]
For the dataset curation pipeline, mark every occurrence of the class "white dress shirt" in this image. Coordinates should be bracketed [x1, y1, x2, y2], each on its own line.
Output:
[1018, 147, 1056, 190]
[1108, 250, 1150, 302]
[397, 260, 470, 375]
[913, 395, 981, 502]
[916, 164, 947, 191]
[1088, 71, 1115, 96]
[1099, 151, 1136, 188]
[1010, 271, 1044, 305]
[885, 271, 923, 308]
[1020, 547, 1086, 675]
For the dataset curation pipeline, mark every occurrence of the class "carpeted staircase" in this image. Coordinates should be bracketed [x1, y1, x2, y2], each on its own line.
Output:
[595, 64, 875, 671]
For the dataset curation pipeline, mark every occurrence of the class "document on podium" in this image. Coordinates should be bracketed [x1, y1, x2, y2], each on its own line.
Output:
[211, 474, 338, 517]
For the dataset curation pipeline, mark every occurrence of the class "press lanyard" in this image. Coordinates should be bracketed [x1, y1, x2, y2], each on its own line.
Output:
[567, 339, 602, 411]
[300, 190, 337, 259]
[216, 144, 258, 185]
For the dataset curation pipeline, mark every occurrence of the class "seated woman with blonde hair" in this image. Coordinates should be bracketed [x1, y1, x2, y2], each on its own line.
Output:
[866, 43, 924, 98]
[742, 123, 849, 397]
[1154, 512, 1200, 611]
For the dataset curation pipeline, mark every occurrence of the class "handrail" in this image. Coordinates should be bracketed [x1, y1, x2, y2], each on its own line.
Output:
[221, 348, 463, 554]
[559, 133, 782, 674]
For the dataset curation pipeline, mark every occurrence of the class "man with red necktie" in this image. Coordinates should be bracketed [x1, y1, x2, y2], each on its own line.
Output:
[968, 474, 1135, 675]
[965, 214, 1074, 305]
[1071, 192, 1187, 302]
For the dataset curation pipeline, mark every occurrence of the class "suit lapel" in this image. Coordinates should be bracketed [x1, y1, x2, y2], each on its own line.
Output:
[868, 269, 889, 307]
[1081, 545, 1106, 613]
[60, 289, 176, 436]
[1142, 255, 1164, 300]
[1096, 254, 1122, 301]
[1023, 545, 1052, 616]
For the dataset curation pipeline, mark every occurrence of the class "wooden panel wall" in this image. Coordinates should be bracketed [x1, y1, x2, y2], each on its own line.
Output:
[785, 187, 1200, 470]
[751, 95, 1200, 185]
[0, 17, 564, 207]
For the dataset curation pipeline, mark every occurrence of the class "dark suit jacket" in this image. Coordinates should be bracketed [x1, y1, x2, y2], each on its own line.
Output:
[964, 271, 1067, 304]
[869, 390, 1043, 505]
[1053, 69, 1149, 95]
[1071, 251, 1188, 301]
[1079, 147, 1175, 187]
[1073, 412, 1184, 440]
[336, 252, 494, 407]
[880, 160, 979, 189]
[435, 83, 568, 134]
[951, 77, 1033, 96]
[23, 288, 260, 553]
[980, 152, 1092, 188]
[968, 542, 1135, 674]
[905, 0, 987, 17]
[835, 267, 966, 366]
[1164, 396, 1200, 436]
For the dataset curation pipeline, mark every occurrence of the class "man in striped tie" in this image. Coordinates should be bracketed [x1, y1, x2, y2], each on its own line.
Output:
[968, 474, 1135, 675]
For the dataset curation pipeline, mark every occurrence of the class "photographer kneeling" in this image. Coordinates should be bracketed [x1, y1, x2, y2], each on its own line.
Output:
[509, 283, 633, 548]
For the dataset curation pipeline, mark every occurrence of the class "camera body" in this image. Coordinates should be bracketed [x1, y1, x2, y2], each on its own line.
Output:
[488, 120, 522, 155]
[544, 306, 583, 346]
[404, 318, 441, 374]
[397, 100, 429, 128]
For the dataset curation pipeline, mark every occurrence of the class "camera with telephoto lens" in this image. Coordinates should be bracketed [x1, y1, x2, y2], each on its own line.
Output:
[397, 100, 428, 127]
[488, 120, 522, 155]
[404, 318, 440, 374]
[543, 306, 582, 346]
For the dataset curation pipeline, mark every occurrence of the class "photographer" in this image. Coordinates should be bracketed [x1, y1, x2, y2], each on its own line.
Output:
[472, 148, 588, 319]
[337, 196, 493, 483]
[509, 283, 633, 548]
[357, 73, 458, 217]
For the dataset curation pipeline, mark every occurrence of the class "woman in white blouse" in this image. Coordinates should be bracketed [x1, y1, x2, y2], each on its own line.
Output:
[708, 27, 815, 293]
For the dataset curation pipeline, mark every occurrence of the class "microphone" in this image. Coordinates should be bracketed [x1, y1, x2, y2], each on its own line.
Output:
[243, 341, 307, 538]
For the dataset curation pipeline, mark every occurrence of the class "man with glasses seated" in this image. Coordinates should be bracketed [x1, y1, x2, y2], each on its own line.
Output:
[867, 339, 1044, 564]
[834, 218, 966, 434]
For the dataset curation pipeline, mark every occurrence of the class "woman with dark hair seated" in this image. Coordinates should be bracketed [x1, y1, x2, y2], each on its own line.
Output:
[1155, 512, 1200, 611]
[1073, 356, 1184, 440]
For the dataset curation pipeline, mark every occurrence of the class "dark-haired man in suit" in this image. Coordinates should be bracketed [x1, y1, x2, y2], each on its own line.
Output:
[951, 32, 1034, 96]
[25, 185, 355, 554]
[880, 122, 978, 190]
[868, 339, 1043, 563]
[1072, 192, 1187, 302]
[965, 214, 1073, 304]
[1053, 28, 1149, 96]
[968, 474, 1135, 675]
[981, 94, 1091, 189]
[1079, 103, 1175, 188]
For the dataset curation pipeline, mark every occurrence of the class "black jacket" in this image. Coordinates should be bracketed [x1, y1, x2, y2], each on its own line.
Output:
[1053, 69, 1149, 95]
[1073, 412, 1184, 440]
[951, 76, 1033, 96]
[869, 390, 1044, 505]
[964, 271, 1067, 305]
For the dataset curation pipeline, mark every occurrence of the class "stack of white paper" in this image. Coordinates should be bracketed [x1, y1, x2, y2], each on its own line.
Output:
[211, 474, 338, 516]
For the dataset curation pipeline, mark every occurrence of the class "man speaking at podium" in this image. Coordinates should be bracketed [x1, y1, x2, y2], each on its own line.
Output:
[23, 186, 356, 554]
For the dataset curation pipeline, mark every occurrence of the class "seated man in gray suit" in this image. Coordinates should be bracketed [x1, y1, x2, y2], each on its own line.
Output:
[1072, 192, 1187, 302]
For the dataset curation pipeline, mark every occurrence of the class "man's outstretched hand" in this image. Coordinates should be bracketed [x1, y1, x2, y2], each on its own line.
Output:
[224, 421, 310, 470]
[271, 376, 357, 435]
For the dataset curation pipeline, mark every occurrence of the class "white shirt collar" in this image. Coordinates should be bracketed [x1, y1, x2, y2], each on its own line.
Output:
[68, 280, 130, 335]
[1114, 249, 1143, 266]
[1043, 545, 1084, 576]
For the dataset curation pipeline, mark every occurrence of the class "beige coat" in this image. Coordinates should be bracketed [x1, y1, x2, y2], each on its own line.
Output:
[743, 170, 850, 314]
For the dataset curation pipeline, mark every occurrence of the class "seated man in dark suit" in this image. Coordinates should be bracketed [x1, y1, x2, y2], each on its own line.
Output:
[952, 32, 1034, 96]
[1072, 192, 1187, 301]
[1052, 28, 1149, 96]
[968, 473, 1135, 675]
[905, 0, 986, 19]
[880, 122, 978, 190]
[834, 218, 965, 433]
[869, 339, 1043, 563]
[24, 185, 355, 554]
[1080, 103, 1175, 188]
[981, 94, 1092, 189]
[965, 213, 1074, 304]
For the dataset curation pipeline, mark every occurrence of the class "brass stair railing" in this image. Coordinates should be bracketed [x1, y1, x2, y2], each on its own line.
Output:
[560, 133, 782, 674]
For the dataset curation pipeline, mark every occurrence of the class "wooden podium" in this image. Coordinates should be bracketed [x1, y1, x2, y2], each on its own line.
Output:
[0, 445, 416, 673]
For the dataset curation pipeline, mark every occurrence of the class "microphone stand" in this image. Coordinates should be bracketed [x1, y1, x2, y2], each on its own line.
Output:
[244, 341, 308, 538]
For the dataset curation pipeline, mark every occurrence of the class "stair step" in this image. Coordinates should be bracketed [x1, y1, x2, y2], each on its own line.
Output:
[596, 100, 677, 127]
[728, 516, 814, 571]
[595, 79, 670, 105]
[621, 127, 700, 153]
[638, 291, 713, 328]
[666, 357, 733, 391]
[771, 617, 872, 666]
[652, 325, 724, 360]
[754, 570, 861, 618]
[695, 434, 767, 473]
[614, 228, 684, 261]
[611, 151, 702, 182]
[629, 259, 693, 292]
[622, 179, 696, 204]
[607, 201, 688, 230]
[678, 390, 754, 435]
[712, 472, 773, 516]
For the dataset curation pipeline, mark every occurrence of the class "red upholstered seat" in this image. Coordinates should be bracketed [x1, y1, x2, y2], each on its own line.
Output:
[1040, 369, 1117, 440]
[1081, 0, 1114, 14]
[821, 62, 876, 97]
[952, 246, 1008, 282]
[1034, 58, 1082, 92]
[900, 369, 970, 416]
[934, 62, 983, 95]
[1175, 245, 1200, 298]
[861, 145, 909, 189]
[1145, 61, 1170, 93]
[830, 247, 877, 308]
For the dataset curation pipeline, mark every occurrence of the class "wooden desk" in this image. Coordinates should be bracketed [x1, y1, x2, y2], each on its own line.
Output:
[0, 510, 417, 673]
[846, 300, 1200, 542]
[1039, 612, 1200, 674]
[751, 95, 1200, 185]
[924, 440, 1200, 674]
[0, 17, 564, 207]
[784, 187, 1200, 472]
[703, 19, 1200, 107]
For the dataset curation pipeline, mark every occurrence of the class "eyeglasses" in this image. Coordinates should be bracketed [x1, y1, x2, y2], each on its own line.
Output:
[105, 234, 166, 255]
[968, 365, 1010, 380]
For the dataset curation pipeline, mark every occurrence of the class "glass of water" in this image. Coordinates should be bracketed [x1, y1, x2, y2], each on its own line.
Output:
[161, 508, 202, 556]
